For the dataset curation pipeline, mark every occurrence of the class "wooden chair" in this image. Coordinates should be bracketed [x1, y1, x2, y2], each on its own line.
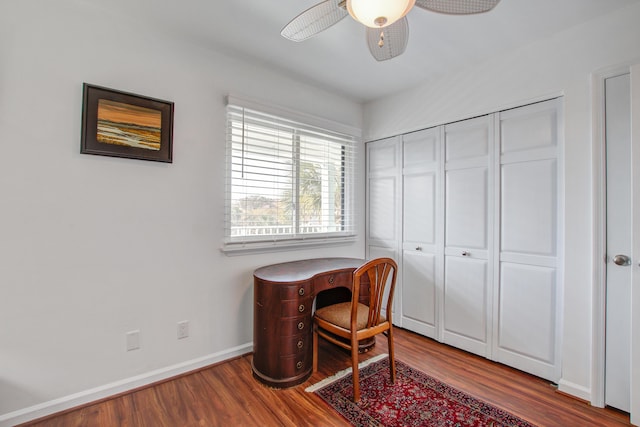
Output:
[312, 257, 398, 402]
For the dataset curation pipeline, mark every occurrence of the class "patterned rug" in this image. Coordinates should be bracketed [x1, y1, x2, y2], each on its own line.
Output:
[308, 356, 536, 427]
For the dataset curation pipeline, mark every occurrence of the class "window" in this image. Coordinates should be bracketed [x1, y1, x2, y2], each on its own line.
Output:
[223, 99, 357, 252]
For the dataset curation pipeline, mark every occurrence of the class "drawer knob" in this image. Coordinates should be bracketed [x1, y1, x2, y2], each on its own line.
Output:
[297, 340, 304, 349]
[298, 304, 305, 313]
[298, 321, 304, 330]
[296, 361, 304, 370]
[328, 275, 335, 285]
[298, 288, 305, 296]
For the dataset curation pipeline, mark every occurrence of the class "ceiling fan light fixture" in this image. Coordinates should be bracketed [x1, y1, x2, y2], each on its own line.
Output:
[346, 0, 416, 28]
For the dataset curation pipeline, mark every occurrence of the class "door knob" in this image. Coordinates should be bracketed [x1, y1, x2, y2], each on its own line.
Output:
[613, 254, 631, 266]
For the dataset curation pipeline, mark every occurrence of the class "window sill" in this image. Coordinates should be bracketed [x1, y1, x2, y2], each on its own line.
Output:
[220, 235, 357, 256]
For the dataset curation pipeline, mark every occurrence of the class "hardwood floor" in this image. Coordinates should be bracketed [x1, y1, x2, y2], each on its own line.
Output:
[21, 328, 630, 426]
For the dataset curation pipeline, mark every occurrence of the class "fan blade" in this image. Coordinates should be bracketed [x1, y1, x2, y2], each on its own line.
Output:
[281, 0, 348, 42]
[366, 17, 409, 62]
[415, 0, 500, 15]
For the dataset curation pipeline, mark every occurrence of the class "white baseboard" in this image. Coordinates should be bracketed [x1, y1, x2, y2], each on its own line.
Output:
[0, 343, 253, 427]
[557, 378, 592, 402]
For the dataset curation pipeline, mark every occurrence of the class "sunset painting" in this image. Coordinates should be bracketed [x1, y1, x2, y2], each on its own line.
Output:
[96, 99, 162, 151]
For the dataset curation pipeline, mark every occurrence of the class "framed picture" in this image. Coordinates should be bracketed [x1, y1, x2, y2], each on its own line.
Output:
[81, 83, 174, 163]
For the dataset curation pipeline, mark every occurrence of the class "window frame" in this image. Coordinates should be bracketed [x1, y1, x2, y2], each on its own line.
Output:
[222, 96, 359, 255]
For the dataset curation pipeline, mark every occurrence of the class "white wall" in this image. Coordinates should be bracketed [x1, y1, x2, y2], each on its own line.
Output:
[363, 2, 640, 403]
[0, 0, 364, 424]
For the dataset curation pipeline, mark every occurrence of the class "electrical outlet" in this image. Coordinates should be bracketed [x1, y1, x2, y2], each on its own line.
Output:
[126, 330, 140, 351]
[177, 320, 189, 339]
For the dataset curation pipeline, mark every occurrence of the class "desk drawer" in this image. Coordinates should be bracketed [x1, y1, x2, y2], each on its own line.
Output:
[279, 333, 309, 356]
[279, 353, 311, 377]
[281, 316, 312, 335]
[280, 283, 312, 299]
[313, 271, 351, 292]
[281, 298, 312, 317]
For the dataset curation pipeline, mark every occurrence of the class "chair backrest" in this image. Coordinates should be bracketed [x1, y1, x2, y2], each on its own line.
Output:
[351, 257, 398, 328]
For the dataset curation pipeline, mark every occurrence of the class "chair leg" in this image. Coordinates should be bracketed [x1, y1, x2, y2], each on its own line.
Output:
[351, 336, 360, 402]
[312, 324, 318, 373]
[387, 326, 396, 384]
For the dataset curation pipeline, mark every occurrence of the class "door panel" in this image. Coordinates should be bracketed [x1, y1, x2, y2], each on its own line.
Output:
[368, 141, 397, 172]
[630, 63, 640, 426]
[400, 128, 442, 339]
[443, 256, 488, 355]
[404, 129, 438, 166]
[501, 159, 557, 256]
[404, 172, 436, 244]
[443, 116, 492, 357]
[369, 177, 397, 242]
[445, 168, 488, 249]
[366, 138, 402, 321]
[367, 137, 400, 247]
[605, 73, 631, 412]
[445, 123, 489, 161]
[500, 104, 558, 153]
[402, 251, 437, 337]
[495, 98, 561, 383]
[498, 263, 557, 378]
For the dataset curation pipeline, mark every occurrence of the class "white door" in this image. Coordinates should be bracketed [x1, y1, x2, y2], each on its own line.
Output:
[494, 98, 562, 382]
[631, 63, 640, 427]
[366, 137, 402, 318]
[401, 128, 442, 339]
[605, 72, 631, 413]
[442, 116, 494, 357]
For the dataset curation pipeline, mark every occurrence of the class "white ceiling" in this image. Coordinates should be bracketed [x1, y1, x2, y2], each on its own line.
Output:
[101, 0, 637, 103]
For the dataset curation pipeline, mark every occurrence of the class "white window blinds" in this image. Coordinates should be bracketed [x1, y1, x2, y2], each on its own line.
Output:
[224, 101, 357, 252]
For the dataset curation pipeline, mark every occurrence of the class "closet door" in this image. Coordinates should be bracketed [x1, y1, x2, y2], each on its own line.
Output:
[494, 99, 561, 382]
[366, 137, 402, 318]
[442, 116, 494, 357]
[401, 128, 443, 339]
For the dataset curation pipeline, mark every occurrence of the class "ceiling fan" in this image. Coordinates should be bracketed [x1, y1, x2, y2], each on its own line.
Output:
[281, 0, 501, 61]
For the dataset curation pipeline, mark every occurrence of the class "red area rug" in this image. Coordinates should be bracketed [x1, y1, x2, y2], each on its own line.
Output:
[311, 357, 536, 427]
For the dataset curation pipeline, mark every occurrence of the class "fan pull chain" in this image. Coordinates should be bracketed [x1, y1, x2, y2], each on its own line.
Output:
[378, 30, 384, 48]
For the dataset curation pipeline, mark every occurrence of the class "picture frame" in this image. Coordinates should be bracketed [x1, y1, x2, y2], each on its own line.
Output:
[81, 83, 174, 163]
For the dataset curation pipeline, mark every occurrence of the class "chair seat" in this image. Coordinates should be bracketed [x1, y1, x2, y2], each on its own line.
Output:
[315, 302, 386, 331]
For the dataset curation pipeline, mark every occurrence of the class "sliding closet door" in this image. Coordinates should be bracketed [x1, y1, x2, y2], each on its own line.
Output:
[365, 99, 562, 380]
[366, 137, 402, 319]
[401, 128, 443, 339]
[442, 116, 494, 357]
[494, 98, 562, 382]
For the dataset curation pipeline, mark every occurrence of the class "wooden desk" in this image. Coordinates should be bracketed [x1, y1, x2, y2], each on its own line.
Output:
[252, 257, 367, 388]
